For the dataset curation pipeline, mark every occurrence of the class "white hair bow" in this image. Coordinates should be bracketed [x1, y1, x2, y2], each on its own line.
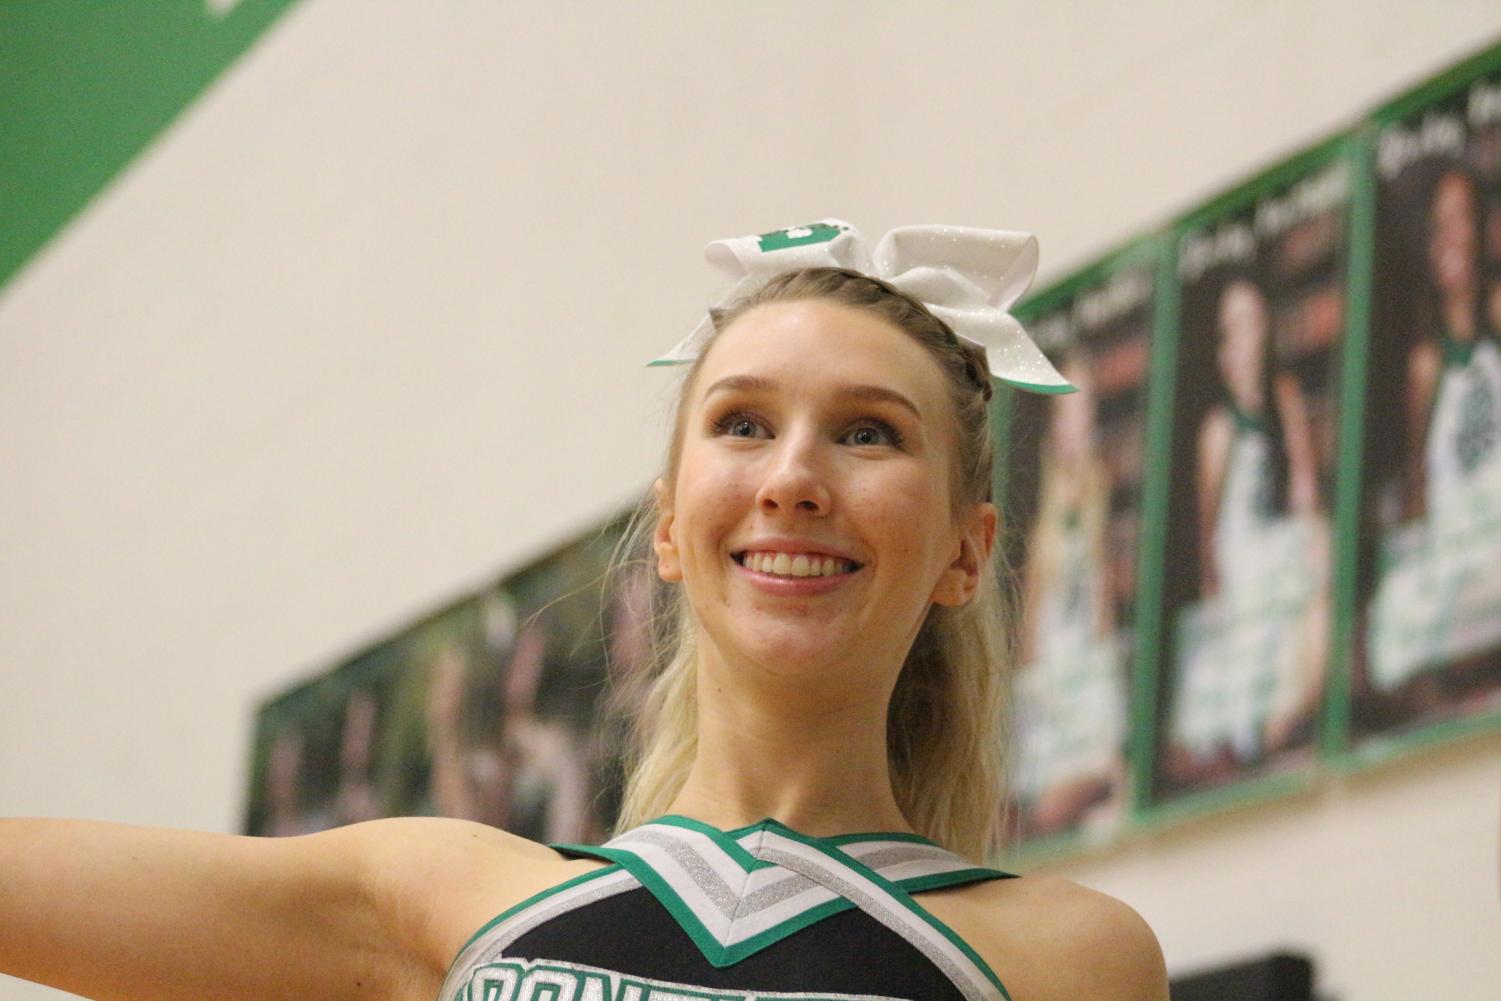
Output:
[650, 219, 1074, 394]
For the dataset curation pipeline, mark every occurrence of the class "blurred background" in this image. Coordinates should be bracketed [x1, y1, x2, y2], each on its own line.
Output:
[4, 3, 1501, 999]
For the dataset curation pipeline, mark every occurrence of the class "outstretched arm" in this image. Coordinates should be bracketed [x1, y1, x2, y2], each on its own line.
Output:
[0, 818, 432, 1001]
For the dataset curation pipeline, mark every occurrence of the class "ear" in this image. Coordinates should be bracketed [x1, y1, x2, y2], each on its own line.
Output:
[652, 478, 683, 583]
[931, 501, 998, 607]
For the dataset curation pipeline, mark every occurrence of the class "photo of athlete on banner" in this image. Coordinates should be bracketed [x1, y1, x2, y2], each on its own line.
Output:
[1003, 247, 1155, 844]
[244, 645, 405, 837]
[244, 521, 637, 844]
[1154, 148, 1346, 801]
[1356, 51, 1501, 743]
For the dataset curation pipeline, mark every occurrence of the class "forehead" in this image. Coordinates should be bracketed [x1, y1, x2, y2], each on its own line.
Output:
[694, 299, 950, 408]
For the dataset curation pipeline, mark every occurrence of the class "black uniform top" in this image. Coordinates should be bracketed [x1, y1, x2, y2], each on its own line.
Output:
[438, 815, 1017, 1001]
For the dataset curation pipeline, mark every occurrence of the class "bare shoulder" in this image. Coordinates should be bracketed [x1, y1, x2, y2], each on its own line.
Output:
[1407, 338, 1441, 401]
[1197, 405, 1233, 458]
[918, 873, 1168, 1001]
[321, 817, 609, 981]
[343, 814, 565, 867]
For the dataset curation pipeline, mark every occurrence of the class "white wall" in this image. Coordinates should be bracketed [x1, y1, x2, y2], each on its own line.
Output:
[3, 2, 1500, 998]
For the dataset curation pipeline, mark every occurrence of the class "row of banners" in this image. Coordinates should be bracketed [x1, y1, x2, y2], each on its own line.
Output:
[244, 41, 1501, 859]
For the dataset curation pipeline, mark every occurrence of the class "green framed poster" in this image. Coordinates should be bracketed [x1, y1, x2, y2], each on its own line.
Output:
[1143, 136, 1357, 817]
[244, 516, 640, 843]
[999, 236, 1160, 857]
[1346, 41, 1501, 762]
[243, 636, 409, 837]
[487, 521, 634, 845]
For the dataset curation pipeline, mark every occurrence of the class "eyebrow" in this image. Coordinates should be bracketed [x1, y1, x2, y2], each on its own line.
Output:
[702, 374, 923, 420]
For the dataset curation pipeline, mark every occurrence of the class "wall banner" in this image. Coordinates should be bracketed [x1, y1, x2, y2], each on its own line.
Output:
[1146, 138, 1354, 812]
[245, 519, 642, 844]
[0, 0, 301, 291]
[1347, 44, 1501, 757]
[1001, 238, 1159, 853]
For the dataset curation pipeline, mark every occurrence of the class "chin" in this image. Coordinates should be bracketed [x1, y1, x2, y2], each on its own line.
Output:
[712, 621, 858, 678]
[751, 629, 846, 668]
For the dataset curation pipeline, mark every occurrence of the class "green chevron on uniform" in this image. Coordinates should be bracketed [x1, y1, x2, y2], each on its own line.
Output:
[550, 817, 1012, 998]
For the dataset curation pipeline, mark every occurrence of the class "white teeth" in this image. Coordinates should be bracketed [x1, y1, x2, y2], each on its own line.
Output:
[740, 551, 855, 578]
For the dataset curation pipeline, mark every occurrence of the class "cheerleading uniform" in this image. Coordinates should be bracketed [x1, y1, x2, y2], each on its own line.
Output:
[438, 815, 1016, 1001]
[1210, 407, 1278, 594]
[1016, 506, 1126, 801]
[1423, 333, 1501, 513]
[1362, 331, 1501, 686]
[1031, 509, 1096, 653]
[1174, 406, 1319, 761]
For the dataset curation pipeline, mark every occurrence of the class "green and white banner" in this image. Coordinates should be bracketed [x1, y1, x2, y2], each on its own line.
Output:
[234, 34, 1501, 859]
[0, 0, 300, 290]
[1143, 136, 1354, 813]
[1002, 237, 1159, 853]
[1349, 43, 1501, 757]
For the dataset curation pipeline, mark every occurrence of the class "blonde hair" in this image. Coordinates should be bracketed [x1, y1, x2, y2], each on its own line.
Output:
[607, 268, 1017, 862]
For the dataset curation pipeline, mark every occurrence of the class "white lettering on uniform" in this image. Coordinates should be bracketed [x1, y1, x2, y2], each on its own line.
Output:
[473, 964, 522, 1001]
[466, 957, 904, 1001]
[519, 968, 580, 1001]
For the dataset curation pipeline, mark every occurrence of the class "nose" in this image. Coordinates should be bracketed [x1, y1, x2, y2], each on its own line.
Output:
[755, 433, 831, 516]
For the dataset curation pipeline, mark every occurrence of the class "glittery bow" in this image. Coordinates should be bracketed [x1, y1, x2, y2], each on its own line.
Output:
[650, 219, 1074, 394]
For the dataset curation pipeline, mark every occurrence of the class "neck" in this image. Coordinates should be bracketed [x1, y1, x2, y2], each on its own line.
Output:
[663, 641, 914, 837]
[1444, 294, 1477, 340]
[1229, 380, 1265, 415]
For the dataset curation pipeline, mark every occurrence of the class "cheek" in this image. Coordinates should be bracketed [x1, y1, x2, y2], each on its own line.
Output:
[675, 458, 756, 557]
[850, 473, 949, 564]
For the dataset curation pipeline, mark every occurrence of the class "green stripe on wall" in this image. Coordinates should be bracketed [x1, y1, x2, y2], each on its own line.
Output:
[0, 0, 303, 291]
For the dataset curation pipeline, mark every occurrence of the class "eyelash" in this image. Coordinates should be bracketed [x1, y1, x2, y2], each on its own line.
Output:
[708, 410, 905, 448]
[708, 411, 762, 438]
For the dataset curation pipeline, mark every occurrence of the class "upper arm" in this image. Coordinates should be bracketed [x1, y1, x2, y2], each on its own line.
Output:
[1405, 339, 1440, 428]
[1273, 373, 1320, 514]
[0, 818, 418, 1001]
[1195, 409, 1232, 587]
[1196, 409, 1231, 518]
[1404, 341, 1441, 517]
[350, 816, 566, 977]
[0, 815, 552, 1001]
[1040, 885, 1169, 1001]
[932, 875, 1168, 1001]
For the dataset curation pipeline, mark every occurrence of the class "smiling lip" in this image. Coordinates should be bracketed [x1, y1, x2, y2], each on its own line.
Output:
[730, 541, 863, 596]
[733, 556, 861, 596]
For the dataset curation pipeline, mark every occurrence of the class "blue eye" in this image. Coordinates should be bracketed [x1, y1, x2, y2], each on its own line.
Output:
[711, 411, 769, 439]
[843, 421, 903, 448]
